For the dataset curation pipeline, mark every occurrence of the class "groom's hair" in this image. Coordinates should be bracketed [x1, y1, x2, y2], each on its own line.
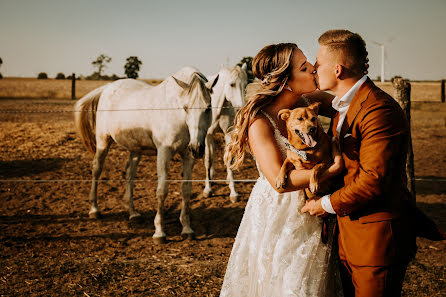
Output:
[318, 29, 369, 78]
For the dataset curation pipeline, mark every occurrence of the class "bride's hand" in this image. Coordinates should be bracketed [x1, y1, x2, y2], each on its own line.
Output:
[301, 198, 328, 217]
[321, 136, 344, 182]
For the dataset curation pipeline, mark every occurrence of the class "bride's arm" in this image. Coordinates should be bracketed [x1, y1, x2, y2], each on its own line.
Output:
[248, 116, 312, 193]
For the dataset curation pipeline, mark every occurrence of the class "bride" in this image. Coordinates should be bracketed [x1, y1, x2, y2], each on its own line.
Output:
[220, 43, 343, 297]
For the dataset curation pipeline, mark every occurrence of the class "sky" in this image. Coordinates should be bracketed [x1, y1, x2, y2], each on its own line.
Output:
[0, 0, 445, 80]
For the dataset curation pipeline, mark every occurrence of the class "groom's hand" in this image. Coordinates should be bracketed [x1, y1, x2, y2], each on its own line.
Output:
[301, 198, 328, 217]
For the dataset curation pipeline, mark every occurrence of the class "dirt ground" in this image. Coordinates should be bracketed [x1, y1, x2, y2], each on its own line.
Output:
[0, 98, 445, 296]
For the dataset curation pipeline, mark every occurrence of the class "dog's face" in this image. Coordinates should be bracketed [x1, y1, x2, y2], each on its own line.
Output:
[278, 102, 321, 148]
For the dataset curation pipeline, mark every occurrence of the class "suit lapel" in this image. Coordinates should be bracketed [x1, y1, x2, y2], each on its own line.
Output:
[340, 78, 374, 138]
[331, 112, 340, 138]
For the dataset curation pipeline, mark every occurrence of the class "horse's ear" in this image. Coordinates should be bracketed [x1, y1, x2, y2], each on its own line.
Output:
[172, 76, 189, 90]
[308, 102, 322, 115]
[278, 109, 290, 121]
[207, 74, 219, 93]
[241, 62, 248, 73]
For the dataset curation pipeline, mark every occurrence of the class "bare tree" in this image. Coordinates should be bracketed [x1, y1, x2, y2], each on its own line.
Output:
[92, 54, 112, 77]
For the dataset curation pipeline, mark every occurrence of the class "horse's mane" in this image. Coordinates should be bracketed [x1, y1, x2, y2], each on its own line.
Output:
[229, 65, 247, 80]
[183, 72, 208, 96]
[177, 71, 210, 108]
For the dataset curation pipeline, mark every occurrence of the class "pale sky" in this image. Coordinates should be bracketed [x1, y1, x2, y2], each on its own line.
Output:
[1, 0, 445, 80]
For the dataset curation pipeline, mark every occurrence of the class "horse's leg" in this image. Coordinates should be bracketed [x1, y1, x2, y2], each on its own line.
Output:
[221, 118, 239, 202]
[153, 146, 172, 244]
[124, 151, 142, 220]
[88, 139, 112, 219]
[180, 151, 195, 239]
[203, 132, 215, 198]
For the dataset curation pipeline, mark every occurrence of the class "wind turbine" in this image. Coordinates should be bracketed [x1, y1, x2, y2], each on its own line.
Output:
[371, 37, 395, 83]
[371, 40, 385, 83]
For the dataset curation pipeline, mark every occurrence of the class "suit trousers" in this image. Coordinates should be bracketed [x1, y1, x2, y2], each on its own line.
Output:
[339, 259, 409, 297]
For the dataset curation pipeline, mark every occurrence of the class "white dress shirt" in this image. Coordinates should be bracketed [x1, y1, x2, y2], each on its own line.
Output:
[321, 75, 368, 214]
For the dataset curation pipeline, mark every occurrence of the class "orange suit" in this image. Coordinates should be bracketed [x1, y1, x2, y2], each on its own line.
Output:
[329, 78, 416, 296]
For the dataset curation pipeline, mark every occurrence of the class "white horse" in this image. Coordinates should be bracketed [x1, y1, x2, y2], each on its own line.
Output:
[74, 66, 218, 243]
[203, 64, 248, 202]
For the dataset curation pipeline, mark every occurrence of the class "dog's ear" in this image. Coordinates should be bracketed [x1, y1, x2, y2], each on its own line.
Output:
[308, 102, 322, 115]
[278, 109, 291, 121]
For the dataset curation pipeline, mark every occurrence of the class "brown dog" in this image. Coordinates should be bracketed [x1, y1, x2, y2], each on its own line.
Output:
[275, 102, 332, 198]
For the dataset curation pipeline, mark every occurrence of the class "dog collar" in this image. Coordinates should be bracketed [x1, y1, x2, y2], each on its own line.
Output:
[284, 140, 308, 161]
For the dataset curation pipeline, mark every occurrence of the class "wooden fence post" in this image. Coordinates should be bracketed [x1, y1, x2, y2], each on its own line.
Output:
[71, 73, 76, 100]
[441, 79, 445, 103]
[393, 77, 415, 201]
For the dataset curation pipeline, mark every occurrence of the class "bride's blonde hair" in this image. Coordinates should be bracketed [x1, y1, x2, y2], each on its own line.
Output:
[224, 43, 298, 170]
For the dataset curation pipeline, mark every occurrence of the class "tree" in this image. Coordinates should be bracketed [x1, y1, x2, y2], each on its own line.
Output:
[92, 54, 112, 77]
[37, 72, 48, 79]
[237, 56, 254, 83]
[0, 57, 3, 79]
[124, 56, 143, 79]
[55, 72, 65, 79]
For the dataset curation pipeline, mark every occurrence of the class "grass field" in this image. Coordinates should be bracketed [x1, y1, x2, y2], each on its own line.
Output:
[0, 78, 444, 296]
[0, 77, 163, 100]
[0, 77, 443, 101]
[0, 98, 444, 296]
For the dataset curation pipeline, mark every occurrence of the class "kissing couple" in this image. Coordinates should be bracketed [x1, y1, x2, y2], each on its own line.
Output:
[220, 29, 445, 297]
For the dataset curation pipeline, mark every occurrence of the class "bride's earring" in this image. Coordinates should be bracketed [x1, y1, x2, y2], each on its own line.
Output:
[285, 84, 293, 92]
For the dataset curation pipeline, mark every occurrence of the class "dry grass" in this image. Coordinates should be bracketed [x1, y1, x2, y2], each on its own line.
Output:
[375, 81, 443, 102]
[0, 78, 163, 100]
[0, 78, 443, 101]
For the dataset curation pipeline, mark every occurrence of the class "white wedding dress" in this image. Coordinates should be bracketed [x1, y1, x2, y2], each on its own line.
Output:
[220, 112, 341, 297]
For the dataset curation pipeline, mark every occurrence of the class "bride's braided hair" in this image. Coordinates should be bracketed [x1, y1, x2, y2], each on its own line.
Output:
[318, 29, 369, 77]
[224, 43, 298, 170]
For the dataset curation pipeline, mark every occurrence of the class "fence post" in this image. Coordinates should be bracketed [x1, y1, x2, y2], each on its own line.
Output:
[71, 73, 76, 100]
[393, 77, 415, 201]
[441, 79, 445, 103]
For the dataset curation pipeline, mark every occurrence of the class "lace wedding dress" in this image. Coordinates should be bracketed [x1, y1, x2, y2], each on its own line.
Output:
[220, 111, 341, 297]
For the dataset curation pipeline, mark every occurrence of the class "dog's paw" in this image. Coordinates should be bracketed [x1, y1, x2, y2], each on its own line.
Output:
[309, 182, 319, 194]
[275, 176, 287, 189]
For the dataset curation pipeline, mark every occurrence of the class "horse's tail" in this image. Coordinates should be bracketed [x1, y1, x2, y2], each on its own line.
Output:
[74, 85, 107, 154]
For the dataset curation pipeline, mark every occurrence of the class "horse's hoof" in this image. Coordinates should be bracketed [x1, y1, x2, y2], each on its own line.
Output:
[181, 233, 195, 241]
[153, 236, 166, 244]
[229, 194, 239, 203]
[203, 189, 212, 198]
[129, 213, 142, 222]
[89, 212, 102, 219]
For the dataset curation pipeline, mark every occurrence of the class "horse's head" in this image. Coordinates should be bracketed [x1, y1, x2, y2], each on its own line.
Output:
[172, 72, 218, 158]
[221, 63, 249, 112]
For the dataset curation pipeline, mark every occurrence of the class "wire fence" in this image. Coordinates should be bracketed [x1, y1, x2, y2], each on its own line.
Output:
[0, 105, 253, 185]
[1, 104, 444, 185]
[0, 106, 243, 113]
[0, 177, 444, 184]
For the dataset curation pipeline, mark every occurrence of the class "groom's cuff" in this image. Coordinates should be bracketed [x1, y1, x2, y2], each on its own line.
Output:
[321, 195, 336, 214]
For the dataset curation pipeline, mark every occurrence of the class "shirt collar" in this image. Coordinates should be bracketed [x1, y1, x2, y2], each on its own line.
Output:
[332, 75, 368, 111]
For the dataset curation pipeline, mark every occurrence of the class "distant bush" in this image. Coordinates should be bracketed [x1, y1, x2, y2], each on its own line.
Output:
[85, 72, 101, 80]
[124, 56, 142, 79]
[110, 74, 120, 81]
[66, 74, 80, 80]
[55, 72, 65, 79]
[85, 72, 120, 81]
[37, 72, 48, 79]
[0, 73, 3, 79]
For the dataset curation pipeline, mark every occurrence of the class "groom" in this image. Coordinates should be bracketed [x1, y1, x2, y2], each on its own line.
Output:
[301, 29, 416, 297]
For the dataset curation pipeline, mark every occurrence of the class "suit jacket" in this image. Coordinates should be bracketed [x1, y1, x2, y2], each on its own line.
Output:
[329, 78, 416, 266]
